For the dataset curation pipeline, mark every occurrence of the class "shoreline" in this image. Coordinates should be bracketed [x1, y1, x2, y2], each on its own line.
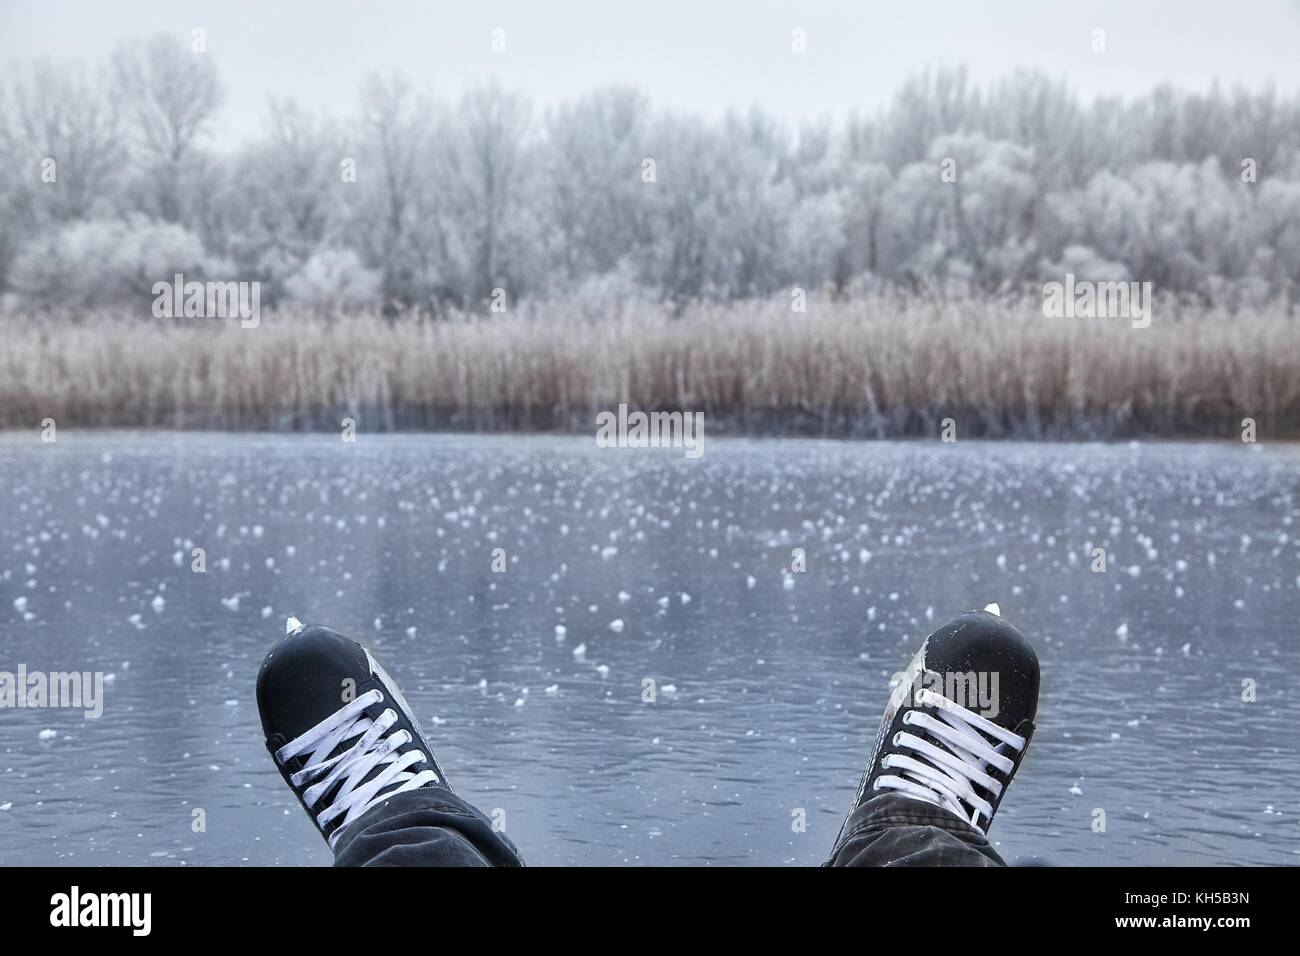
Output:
[3, 423, 1297, 446]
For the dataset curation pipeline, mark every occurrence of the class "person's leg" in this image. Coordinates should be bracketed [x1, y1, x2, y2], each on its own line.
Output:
[827, 792, 1005, 866]
[827, 605, 1039, 867]
[257, 617, 523, 867]
[331, 788, 522, 867]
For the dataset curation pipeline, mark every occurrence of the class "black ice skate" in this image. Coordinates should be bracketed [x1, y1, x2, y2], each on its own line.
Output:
[836, 603, 1040, 841]
[256, 617, 450, 848]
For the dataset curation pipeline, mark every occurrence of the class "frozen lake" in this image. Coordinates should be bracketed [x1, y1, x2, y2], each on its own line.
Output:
[1, 432, 1297, 866]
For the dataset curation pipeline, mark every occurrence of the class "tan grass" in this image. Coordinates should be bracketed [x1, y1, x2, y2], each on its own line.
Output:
[1, 295, 1296, 437]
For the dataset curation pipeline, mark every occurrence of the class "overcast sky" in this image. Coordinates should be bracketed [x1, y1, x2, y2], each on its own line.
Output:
[4, 0, 1300, 141]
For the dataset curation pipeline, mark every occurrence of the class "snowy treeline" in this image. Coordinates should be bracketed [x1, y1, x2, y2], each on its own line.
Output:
[2, 35, 1299, 314]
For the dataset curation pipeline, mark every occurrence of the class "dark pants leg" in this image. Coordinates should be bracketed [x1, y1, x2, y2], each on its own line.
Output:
[827, 792, 1006, 867]
[332, 787, 524, 867]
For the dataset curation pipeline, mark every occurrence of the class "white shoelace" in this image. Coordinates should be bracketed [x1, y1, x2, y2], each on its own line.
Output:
[873, 688, 1026, 831]
[276, 688, 441, 846]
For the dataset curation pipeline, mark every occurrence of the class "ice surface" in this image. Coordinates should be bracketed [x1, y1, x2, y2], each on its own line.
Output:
[0, 432, 1297, 866]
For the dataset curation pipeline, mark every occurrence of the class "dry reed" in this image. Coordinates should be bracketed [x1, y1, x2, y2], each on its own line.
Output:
[2, 294, 1296, 438]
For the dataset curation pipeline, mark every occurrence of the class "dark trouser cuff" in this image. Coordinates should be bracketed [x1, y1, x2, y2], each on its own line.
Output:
[827, 792, 1007, 867]
[332, 786, 524, 867]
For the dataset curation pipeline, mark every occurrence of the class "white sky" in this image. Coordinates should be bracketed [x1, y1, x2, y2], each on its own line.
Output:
[3, 0, 1300, 141]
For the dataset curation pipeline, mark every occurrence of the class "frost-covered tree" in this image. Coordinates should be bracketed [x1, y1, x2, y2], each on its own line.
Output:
[5, 41, 1300, 312]
[879, 134, 1039, 290]
[1045, 159, 1254, 297]
[111, 34, 222, 222]
[233, 99, 347, 294]
[7, 216, 229, 310]
[639, 110, 799, 303]
[349, 73, 439, 310]
[0, 61, 125, 295]
[875, 67, 977, 170]
[0, 61, 125, 228]
[283, 249, 382, 312]
[433, 83, 538, 306]
[539, 86, 651, 287]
